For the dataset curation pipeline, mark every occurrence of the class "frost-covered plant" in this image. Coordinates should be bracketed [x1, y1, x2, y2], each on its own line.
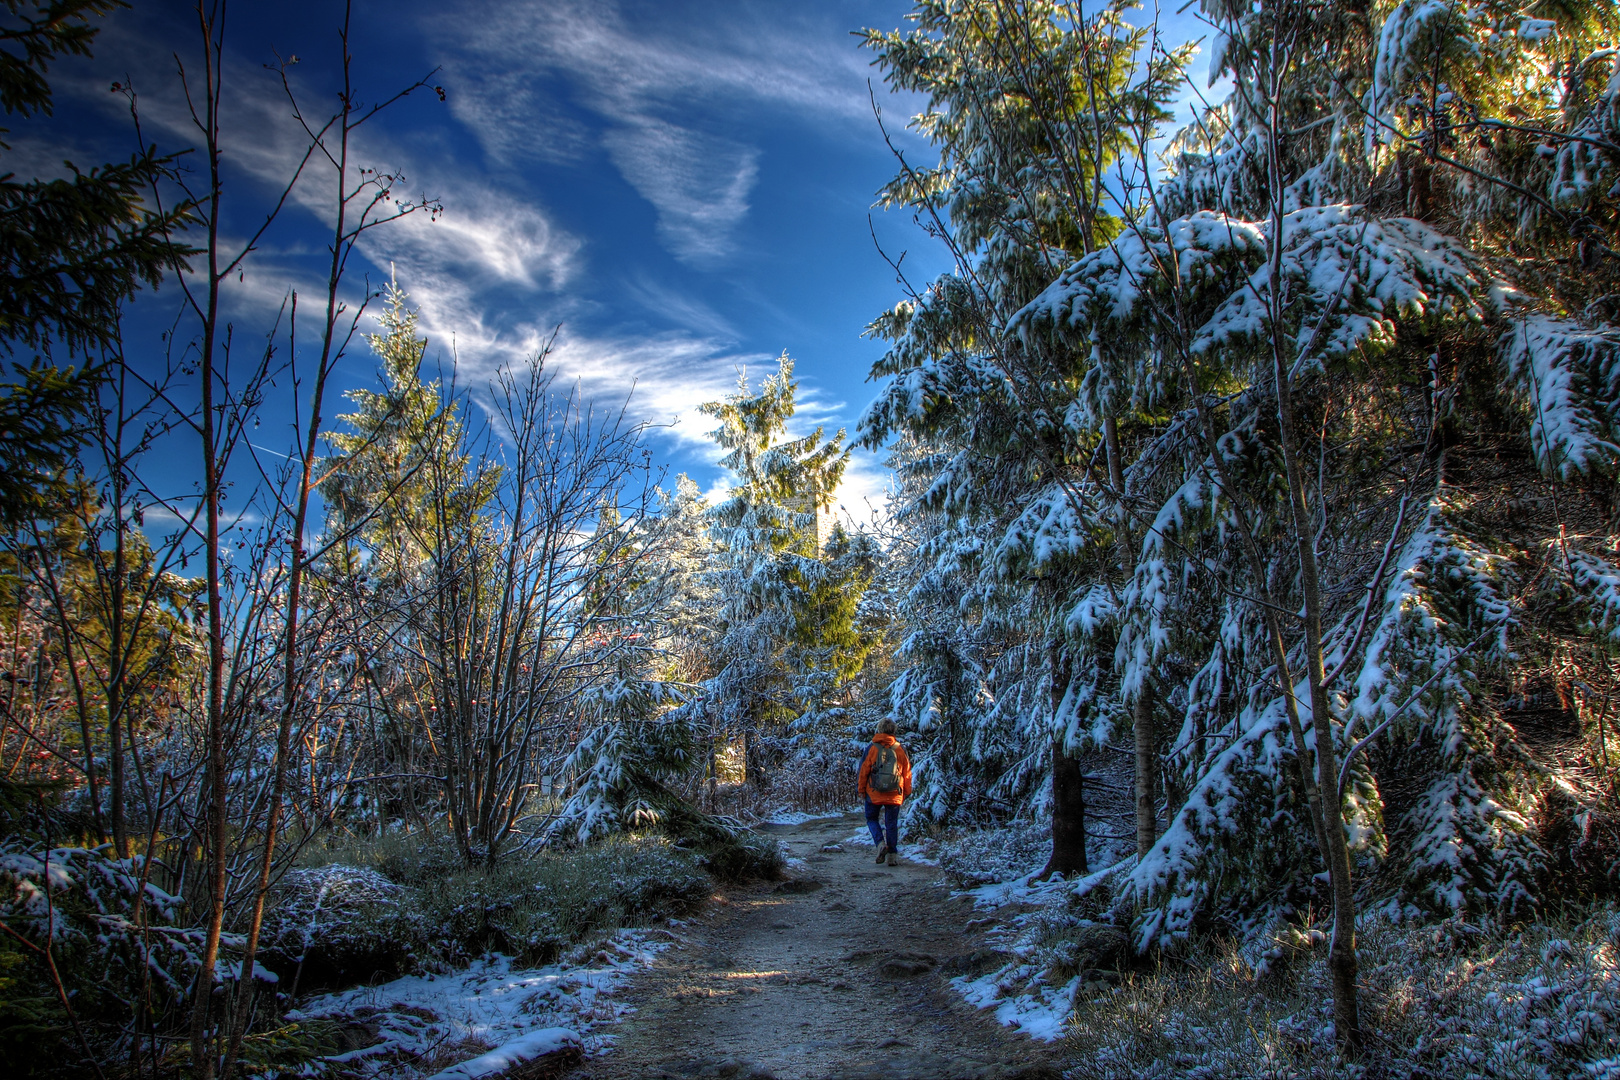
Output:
[1348, 503, 1539, 918]
[863, 0, 1620, 1005]
[860, 1, 1194, 887]
[258, 865, 428, 992]
[1501, 315, 1620, 481]
[292, 836, 712, 974]
[1062, 907, 1620, 1079]
[552, 681, 694, 844]
[0, 842, 203, 1069]
[935, 819, 1055, 886]
[699, 356, 873, 776]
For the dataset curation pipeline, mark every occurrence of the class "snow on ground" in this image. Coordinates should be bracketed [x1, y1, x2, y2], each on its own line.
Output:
[900, 845, 941, 866]
[760, 807, 853, 825]
[292, 929, 671, 1078]
[951, 966, 1078, 1043]
[959, 871, 1069, 910]
[423, 1027, 579, 1080]
[917, 823, 1133, 1043]
[946, 873, 1079, 1042]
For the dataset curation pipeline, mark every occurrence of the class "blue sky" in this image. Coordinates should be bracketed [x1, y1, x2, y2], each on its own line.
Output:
[28, 0, 1213, 529]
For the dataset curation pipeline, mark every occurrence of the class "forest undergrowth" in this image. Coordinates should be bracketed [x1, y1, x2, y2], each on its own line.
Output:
[1060, 909, 1620, 1080]
[924, 822, 1620, 1079]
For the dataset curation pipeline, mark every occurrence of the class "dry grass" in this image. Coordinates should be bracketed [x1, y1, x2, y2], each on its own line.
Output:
[1060, 908, 1620, 1079]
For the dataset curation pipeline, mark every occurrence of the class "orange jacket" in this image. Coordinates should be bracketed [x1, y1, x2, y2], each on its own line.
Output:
[858, 734, 912, 806]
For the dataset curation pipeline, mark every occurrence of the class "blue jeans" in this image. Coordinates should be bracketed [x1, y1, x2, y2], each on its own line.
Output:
[865, 798, 899, 852]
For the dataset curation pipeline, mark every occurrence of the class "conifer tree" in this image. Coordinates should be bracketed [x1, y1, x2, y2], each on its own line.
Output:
[701, 355, 861, 783]
[321, 283, 491, 592]
[553, 478, 717, 842]
[860, 0, 1190, 876]
[0, 1, 192, 525]
[867, 0, 1620, 1055]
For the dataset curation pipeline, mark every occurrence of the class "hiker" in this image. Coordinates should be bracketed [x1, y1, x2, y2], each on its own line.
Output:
[858, 718, 911, 866]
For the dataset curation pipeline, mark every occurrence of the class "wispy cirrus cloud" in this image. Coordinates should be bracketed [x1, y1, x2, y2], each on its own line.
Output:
[56, 19, 584, 311]
[622, 274, 737, 340]
[387, 266, 761, 455]
[46, 1, 894, 520]
[601, 119, 758, 266]
[437, 0, 878, 266]
[61, 13, 795, 467]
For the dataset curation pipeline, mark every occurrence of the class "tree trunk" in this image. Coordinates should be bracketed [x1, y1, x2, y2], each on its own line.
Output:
[707, 734, 719, 812]
[1107, 414, 1159, 863]
[188, 10, 230, 1067]
[745, 726, 765, 789]
[107, 398, 128, 859]
[1266, 80, 1361, 1055]
[1042, 638, 1086, 879]
[1043, 742, 1087, 878]
[1134, 688, 1157, 860]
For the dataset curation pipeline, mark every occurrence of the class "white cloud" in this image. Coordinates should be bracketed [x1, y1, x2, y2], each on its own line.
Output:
[622, 274, 736, 339]
[442, 0, 876, 147]
[365, 186, 579, 293]
[541, 331, 763, 449]
[389, 267, 761, 455]
[601, 119, 758, 266]
[53, 2, 899, 521]
[832, 448, 894, 529]
[436, 0, 880, 264]
[57, 24, 583, 317]
[135, 501, 263, 534]
[57, 23, 769, 458]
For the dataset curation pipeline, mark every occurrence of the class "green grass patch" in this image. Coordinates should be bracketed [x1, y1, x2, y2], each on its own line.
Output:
[287, 828, 742, 978]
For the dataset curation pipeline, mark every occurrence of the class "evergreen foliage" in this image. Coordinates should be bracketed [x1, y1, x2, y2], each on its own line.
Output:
[859, 0, 1620, 996]
[700, 355, 875, 780]
[0, 1, 192, 524]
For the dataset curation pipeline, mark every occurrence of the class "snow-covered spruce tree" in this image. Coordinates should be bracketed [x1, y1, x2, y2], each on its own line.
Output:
[700, 355, 870, 789]
[550, 479, 720, 843]
[865, 0, 1620, 1053]
[317, 284, 477, 823]
[869, 436, 1003, 824]
[859, 0, 1191, 877]
[789, 520, 883, 735]
[321, 283, 454, 594]
[1004, 0, 1620, 1051]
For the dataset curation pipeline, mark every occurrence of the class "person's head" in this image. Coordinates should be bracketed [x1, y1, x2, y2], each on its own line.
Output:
[876, 718, 897, 737]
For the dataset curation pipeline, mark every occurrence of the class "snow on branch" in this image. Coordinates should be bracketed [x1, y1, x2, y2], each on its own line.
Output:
[1013, 206, 1484, 387]
[1120, 696, 1299, 951]
[1500, 315, 1620, 480]
[990, 483, 1107, 577]
[1568, 545, 1620, 646]
[1347, 499, 1538, 915]
[1363, 0, 1470, 160]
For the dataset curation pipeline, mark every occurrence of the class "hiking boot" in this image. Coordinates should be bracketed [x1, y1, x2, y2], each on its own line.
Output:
[874, 841, 888, 863]
[886, 851, 898, 867]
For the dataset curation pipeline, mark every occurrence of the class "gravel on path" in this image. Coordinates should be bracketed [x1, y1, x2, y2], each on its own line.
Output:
[568, 813, 1061, 1080]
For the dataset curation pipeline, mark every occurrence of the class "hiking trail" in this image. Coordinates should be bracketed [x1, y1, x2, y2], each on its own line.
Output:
[568, 812, 1060, 1080]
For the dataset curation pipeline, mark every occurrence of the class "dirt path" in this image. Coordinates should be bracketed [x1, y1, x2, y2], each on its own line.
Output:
[568, 813, 1060, 1080]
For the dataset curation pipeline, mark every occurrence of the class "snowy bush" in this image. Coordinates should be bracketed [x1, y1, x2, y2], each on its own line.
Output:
[259, 865, 430, 992]
[0, 842, 200, 1075]
[1060, 907, 1620, 1079]
[935, 820, 1054, 886]
[293, 825, 755, 986]
[1500, 316, 1620, 481]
